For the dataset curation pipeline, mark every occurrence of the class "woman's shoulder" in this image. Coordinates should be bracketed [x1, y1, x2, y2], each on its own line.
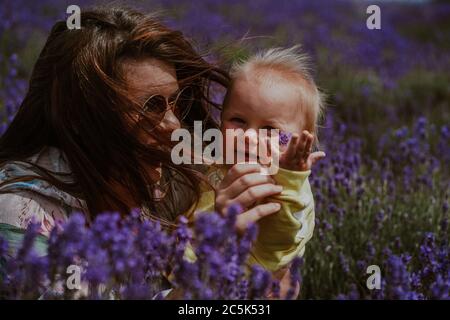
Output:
[0, 191, 68, 237]
[0, 146, 87, 236]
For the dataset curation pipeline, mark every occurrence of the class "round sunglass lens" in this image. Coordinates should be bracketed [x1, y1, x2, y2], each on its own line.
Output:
[144, 95, 167, 114]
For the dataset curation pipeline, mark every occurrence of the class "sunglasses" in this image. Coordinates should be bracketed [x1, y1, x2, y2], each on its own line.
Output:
[141, 86, 194, 123]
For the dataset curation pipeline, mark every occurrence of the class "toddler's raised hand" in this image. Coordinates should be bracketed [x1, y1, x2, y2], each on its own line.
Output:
[279, 130, 326, 171]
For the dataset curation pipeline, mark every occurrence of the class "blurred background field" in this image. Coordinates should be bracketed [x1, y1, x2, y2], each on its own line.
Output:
[0, 0, 449, 299]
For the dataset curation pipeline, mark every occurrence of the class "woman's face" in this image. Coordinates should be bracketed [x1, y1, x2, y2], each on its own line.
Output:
[122, 57, 181, 145]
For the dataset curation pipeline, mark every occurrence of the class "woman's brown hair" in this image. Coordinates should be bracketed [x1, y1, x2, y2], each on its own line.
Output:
[0, 6, 229, 224]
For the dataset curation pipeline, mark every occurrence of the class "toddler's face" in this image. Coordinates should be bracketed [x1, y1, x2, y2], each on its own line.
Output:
[221, 74, 306, 162]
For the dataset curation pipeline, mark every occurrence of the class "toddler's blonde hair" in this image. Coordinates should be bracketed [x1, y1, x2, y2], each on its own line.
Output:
[227, 45, 325, 147]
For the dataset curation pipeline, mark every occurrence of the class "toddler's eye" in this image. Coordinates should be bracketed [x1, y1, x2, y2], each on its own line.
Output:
[262, 125, 276, 130]
[230, 117, 246, 126]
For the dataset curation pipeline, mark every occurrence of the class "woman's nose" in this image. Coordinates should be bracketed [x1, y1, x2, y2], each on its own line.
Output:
[159, 109, 181, 132]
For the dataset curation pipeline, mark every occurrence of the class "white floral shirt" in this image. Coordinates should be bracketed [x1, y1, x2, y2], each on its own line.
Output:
[0, 146, 88, 237]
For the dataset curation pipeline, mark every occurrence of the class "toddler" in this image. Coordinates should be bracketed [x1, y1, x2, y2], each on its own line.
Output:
[190, 46, 325, 272]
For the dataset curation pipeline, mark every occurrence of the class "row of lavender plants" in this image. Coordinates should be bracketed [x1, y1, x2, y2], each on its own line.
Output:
[1, 206, 299, 299]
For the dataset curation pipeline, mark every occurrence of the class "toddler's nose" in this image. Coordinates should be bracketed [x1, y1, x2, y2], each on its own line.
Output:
[244, 128, 259, 155]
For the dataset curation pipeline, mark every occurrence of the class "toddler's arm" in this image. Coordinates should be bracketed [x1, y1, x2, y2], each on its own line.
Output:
[247, 168, 315, 272]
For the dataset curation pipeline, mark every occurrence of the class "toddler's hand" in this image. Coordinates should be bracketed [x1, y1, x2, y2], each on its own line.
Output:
[279, 130, 326, 171]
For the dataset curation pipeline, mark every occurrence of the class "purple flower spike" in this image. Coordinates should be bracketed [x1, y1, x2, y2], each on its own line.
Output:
[0, 236, 9, 258]
[279, 131, 292, 146]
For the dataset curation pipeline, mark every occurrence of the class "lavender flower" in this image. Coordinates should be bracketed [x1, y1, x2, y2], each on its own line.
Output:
[0, 236, 9, 258]
[248, 264, 271, 299]
[279, 131, 292, 146]
[286, 257, 303, 300]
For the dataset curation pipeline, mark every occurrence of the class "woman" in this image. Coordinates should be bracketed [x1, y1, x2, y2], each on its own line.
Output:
[0, 6, 294, 297]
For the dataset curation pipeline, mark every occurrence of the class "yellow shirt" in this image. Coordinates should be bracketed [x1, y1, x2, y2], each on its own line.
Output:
[184, 165, 315, 272]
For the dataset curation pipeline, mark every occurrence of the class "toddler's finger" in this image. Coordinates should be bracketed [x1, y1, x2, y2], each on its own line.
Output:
[303, 132, 314, 159]
[295, 130, 309, 159]
[309, 151, 326, 167]
[284, 133, 300, 162]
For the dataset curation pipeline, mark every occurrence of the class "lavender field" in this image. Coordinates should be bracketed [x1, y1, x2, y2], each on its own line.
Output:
[0, 0, 449, 299]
